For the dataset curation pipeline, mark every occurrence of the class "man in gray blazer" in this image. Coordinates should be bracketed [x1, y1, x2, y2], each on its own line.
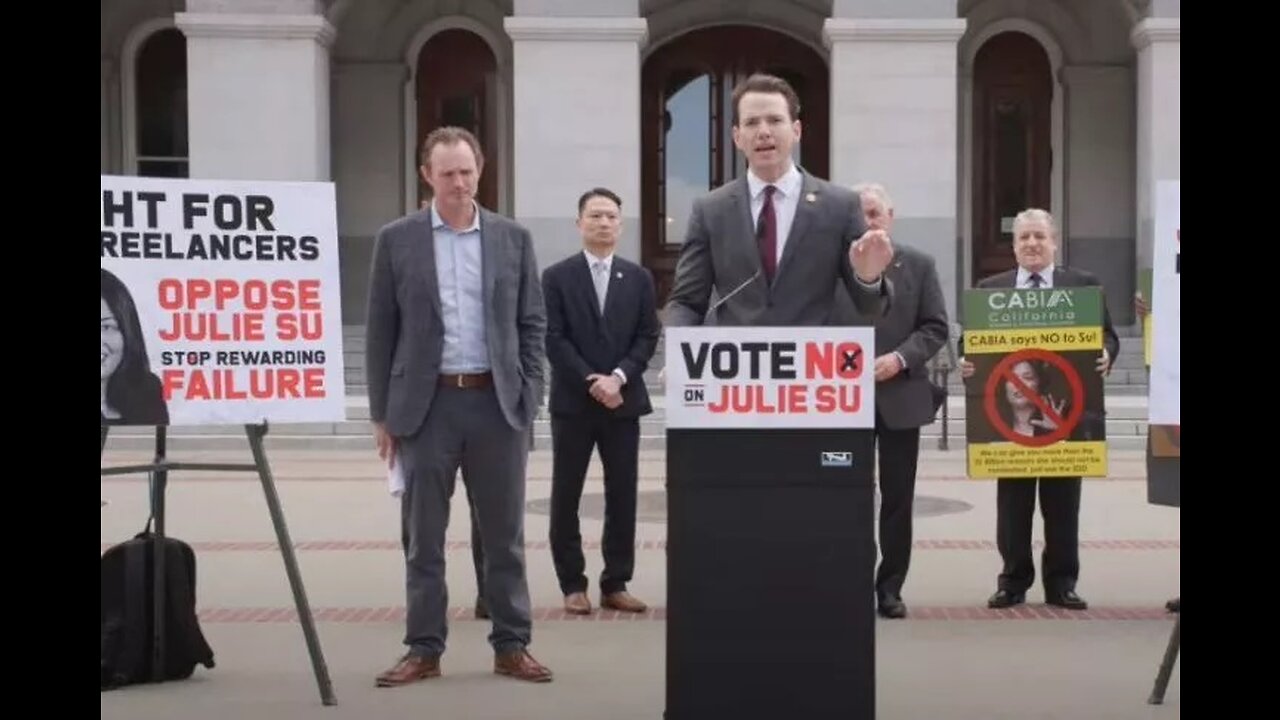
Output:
[664, 73, 895, 327]
[366, 127, 552, 686]
[835, 183, 950, 619]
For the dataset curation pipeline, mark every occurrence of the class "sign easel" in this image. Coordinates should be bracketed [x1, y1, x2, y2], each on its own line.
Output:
[1148, 614, 1179, 704]
[101, 422, 337, 706]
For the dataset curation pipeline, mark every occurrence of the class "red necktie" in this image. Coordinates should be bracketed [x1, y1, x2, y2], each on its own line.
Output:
[757, 185, 777, 282]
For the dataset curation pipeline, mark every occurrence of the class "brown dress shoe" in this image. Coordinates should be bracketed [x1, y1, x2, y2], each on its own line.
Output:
[494, 649, 553, 683]
[375, 654, 441, 687]
[600, 591, 648, 613]
[563, 591, 592, 615]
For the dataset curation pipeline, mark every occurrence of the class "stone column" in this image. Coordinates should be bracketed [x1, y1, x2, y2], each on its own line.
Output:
[175, 0, 335, 180]
[504, 1, 646, 263]
[1062, 64, 1136, 321]
[824, 6, 965, 318]
[331, 62, 407, 322]
[1131, 16, 1179, 273]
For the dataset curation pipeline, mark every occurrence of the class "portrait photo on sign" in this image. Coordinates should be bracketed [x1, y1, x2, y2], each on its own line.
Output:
[101, 267, 170, 426]
[966, 351, 1105, 445]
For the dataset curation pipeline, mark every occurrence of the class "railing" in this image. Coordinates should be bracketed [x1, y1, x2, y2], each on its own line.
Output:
[926, 331, 960, 451]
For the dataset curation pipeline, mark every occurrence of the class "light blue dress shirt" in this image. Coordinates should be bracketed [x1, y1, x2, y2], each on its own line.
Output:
[432, 200, 490, 373]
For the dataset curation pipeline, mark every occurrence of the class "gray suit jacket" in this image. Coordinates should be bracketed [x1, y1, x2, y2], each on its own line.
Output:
[364, 207, 547, 437]
[663, 172, 892, 326]
[832, 243, 949, 429]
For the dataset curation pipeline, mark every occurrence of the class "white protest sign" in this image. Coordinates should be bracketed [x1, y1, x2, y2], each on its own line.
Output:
[100, 176, 346, 426]
[1149, 180, 1180, 425]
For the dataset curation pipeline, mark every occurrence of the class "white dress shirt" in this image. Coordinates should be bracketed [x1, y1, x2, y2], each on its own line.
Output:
[746, 162, 881, 290]
[1017, 264, 1055, 289]
[746, 164, 802, 267]
[583, 249, 628, 386]
[584, 249, 613, 278]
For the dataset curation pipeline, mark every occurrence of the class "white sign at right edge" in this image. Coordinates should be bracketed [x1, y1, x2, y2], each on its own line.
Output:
[1149, 180, 1180, 425]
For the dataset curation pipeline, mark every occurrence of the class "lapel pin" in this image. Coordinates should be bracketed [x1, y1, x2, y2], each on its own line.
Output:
[805, 192, 817, 203]
[616, 271, 623, 278]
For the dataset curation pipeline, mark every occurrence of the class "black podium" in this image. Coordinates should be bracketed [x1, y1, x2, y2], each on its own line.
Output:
[663, 327, 879, 720]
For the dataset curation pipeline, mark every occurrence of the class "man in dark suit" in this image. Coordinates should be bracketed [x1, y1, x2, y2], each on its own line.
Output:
[839, 183, 949, 619]
[542, 187, 661, 616]
[959, 208, 1119, 611]
[663, 73, 894, 328]
[366, 126, 553, 686]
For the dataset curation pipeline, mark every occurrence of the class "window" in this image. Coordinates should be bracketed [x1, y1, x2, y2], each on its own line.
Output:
[135, 28, 188, 178]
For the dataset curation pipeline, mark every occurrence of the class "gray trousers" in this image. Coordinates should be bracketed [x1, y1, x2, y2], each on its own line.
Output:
[398, 385, 532, 657]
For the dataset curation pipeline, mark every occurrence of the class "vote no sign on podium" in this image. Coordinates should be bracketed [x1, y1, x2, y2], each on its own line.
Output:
[663, 326, 878, 720]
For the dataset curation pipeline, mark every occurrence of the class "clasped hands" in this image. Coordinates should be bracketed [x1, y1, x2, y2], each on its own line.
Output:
[587, 373, 623, 409]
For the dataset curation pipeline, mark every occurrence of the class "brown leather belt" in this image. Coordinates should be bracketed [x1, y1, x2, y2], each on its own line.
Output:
[438, 371, 493, 389]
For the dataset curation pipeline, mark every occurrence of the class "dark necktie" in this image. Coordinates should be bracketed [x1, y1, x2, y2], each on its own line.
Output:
[757, 185, 778, 282]
[1028, 272, 1043, 288]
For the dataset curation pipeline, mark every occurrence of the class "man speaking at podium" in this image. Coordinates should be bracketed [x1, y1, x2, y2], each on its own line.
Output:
[659, 72, 893, 720]
[663, 73, 894, 327]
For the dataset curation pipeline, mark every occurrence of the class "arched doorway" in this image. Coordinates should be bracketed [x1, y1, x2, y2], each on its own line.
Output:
[416, 29, 498, 209]
[641, 26, 829, 303]
[971, 31, 1052, 279]
[133, 27, 188, 178]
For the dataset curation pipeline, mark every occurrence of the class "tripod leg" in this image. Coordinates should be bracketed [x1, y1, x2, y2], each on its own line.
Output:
[245, 424, 338, 706]
[1147, 614, 1180, 704]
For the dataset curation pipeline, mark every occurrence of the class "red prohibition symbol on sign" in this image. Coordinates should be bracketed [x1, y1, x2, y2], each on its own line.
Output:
[983, 348, 1084, 447]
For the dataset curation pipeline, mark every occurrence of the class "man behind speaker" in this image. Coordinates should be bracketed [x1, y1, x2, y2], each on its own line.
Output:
[835, 183, 950, 619]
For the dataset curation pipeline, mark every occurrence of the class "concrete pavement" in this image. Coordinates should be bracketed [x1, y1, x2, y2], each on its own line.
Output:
[100, 443, 1180, 719]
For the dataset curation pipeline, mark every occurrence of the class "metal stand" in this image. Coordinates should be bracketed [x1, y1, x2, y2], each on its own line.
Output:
[1147, 612, 1180, 704]
[929, 340, 957, 450]
[101, 423, 338, 706]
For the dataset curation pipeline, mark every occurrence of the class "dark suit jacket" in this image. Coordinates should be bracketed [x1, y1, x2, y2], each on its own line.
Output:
[833, 243, 950, 429]
[663, 171, 891, 326]
[542, 253, 660, 419]
[364, 207, 547, 437]
[958, 265, 1120, 366]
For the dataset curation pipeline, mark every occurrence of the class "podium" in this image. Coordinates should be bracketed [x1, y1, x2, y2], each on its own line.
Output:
[663, 327, 878, 720]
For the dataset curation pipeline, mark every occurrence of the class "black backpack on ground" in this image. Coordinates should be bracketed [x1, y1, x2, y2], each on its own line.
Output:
[100, 519, 216, 690]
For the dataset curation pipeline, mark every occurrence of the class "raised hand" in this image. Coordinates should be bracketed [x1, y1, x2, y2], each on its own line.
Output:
[849, 228, 894, 282]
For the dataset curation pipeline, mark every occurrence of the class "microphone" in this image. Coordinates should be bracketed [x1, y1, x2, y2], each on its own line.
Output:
[707, 269, 763, 315]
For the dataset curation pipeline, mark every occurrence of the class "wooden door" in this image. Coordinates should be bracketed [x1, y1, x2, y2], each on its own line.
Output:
[416, 30, 498, 210]
[971, 31, 1052, 280]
